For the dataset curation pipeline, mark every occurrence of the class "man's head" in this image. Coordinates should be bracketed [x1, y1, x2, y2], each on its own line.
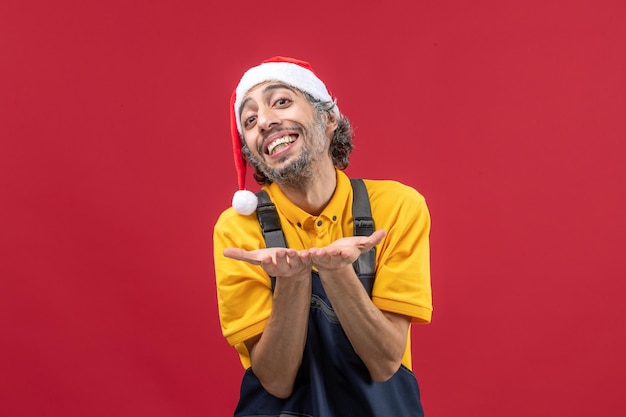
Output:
[229, 56, 354, 215]
[238, 82, 336, 188]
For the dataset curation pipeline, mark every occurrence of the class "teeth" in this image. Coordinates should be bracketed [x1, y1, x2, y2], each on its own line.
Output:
[267, 135, 296, 155]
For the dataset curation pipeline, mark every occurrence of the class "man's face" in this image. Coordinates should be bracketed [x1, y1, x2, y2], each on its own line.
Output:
[239, 82, 337, 186]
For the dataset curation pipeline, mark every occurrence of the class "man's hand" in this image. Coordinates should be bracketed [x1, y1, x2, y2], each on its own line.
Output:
[308, 229, 386, 272]
[223, 229, 385, 275]
[223, 247, 312, 278]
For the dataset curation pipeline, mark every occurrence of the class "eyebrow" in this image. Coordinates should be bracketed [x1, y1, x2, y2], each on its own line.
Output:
[239, 83, 298, 117]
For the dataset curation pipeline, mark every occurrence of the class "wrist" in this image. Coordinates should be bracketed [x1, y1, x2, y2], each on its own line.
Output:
[316, 263, 354, 276]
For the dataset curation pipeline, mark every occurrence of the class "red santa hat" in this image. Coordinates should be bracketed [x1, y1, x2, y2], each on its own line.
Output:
[229, 56, 341, 215]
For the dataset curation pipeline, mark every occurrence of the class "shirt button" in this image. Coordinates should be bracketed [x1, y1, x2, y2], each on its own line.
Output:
[317, 220, 322, 227]
[297, 222, 302, 228]
[332, 216, 337, 221]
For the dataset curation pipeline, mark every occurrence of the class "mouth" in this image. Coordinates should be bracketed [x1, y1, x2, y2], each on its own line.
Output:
[265, 134, 298, 156]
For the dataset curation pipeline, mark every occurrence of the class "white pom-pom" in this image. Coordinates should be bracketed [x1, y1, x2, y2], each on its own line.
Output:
[232, 190, 258, 215]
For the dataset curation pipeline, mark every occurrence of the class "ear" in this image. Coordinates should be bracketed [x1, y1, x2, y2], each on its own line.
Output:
[325, 111, 339, 136]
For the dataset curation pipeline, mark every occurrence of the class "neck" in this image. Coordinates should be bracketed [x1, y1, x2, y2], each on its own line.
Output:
[278, 163, 337, 215]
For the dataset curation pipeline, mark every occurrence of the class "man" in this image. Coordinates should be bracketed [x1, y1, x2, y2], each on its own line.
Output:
[213, 56, 432, 416]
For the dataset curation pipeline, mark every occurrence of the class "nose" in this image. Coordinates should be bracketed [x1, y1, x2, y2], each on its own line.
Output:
[256, 106, 280, 131]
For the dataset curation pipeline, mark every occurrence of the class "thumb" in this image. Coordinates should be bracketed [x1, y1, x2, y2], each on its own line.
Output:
[368, 229, 386, 245]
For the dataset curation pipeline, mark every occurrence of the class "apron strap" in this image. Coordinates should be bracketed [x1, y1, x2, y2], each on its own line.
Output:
[350, 179, 376, 283]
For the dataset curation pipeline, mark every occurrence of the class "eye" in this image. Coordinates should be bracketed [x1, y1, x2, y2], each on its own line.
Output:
[274, 97, 291, 107]
[243, 115, 257, 129]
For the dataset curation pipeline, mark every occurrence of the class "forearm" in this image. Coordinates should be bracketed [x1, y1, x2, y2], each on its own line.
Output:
[318, 265, 409, 382]
[247, 273, 312, 398]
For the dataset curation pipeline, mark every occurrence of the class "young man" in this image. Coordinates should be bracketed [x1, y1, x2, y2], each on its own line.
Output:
[213, 56, 432, 416]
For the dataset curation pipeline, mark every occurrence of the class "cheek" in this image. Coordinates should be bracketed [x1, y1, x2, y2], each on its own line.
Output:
[242, 135, 257, 153]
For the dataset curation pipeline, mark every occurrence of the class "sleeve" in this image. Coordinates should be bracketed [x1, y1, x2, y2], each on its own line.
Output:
[213, 209, 274, 346]
[369, 182, 433, 324]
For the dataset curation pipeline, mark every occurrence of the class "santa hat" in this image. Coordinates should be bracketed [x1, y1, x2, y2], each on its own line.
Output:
[229, 56, 341, 215]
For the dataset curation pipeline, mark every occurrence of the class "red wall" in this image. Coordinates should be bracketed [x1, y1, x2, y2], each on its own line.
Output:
[2, 1, 625, 416]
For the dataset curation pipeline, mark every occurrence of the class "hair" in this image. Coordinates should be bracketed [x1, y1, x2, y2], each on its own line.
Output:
[241, 91, 354, 185]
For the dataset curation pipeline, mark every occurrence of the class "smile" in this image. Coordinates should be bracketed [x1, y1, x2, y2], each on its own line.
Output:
[266, 135, 297, 156]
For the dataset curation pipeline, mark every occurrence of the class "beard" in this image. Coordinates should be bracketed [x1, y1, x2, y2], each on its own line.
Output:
[243, 115, 329, 188]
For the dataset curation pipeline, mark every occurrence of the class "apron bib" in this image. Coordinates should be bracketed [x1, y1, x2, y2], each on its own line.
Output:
[233, 271, 424, 417]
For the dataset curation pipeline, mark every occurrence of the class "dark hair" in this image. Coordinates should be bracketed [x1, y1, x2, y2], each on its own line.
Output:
[241, 92, 354, 185]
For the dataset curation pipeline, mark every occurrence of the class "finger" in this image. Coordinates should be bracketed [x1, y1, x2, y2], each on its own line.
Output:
[358, 229, 387, 251]
[223, 248, 247, 261]
[275, 251, 292, 269]
[261, 256, 274, 266]
[310, 248, 329, 258]
[285, 251, 307, 270]
[286, 251, 299, 264]
[368, 229, 386, 244]
[223, 248, 261, 265]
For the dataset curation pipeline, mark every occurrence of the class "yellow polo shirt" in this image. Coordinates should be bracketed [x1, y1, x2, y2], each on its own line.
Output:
[213, 170, 432, 369]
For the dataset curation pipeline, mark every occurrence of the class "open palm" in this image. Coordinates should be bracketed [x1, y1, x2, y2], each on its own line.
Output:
[223, 247, 312, 277]
[309, 229, 386, 271]
[223, 230, 386, 275]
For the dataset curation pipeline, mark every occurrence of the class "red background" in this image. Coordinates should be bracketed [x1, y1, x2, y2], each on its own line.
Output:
[2, 1, 625, 416]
